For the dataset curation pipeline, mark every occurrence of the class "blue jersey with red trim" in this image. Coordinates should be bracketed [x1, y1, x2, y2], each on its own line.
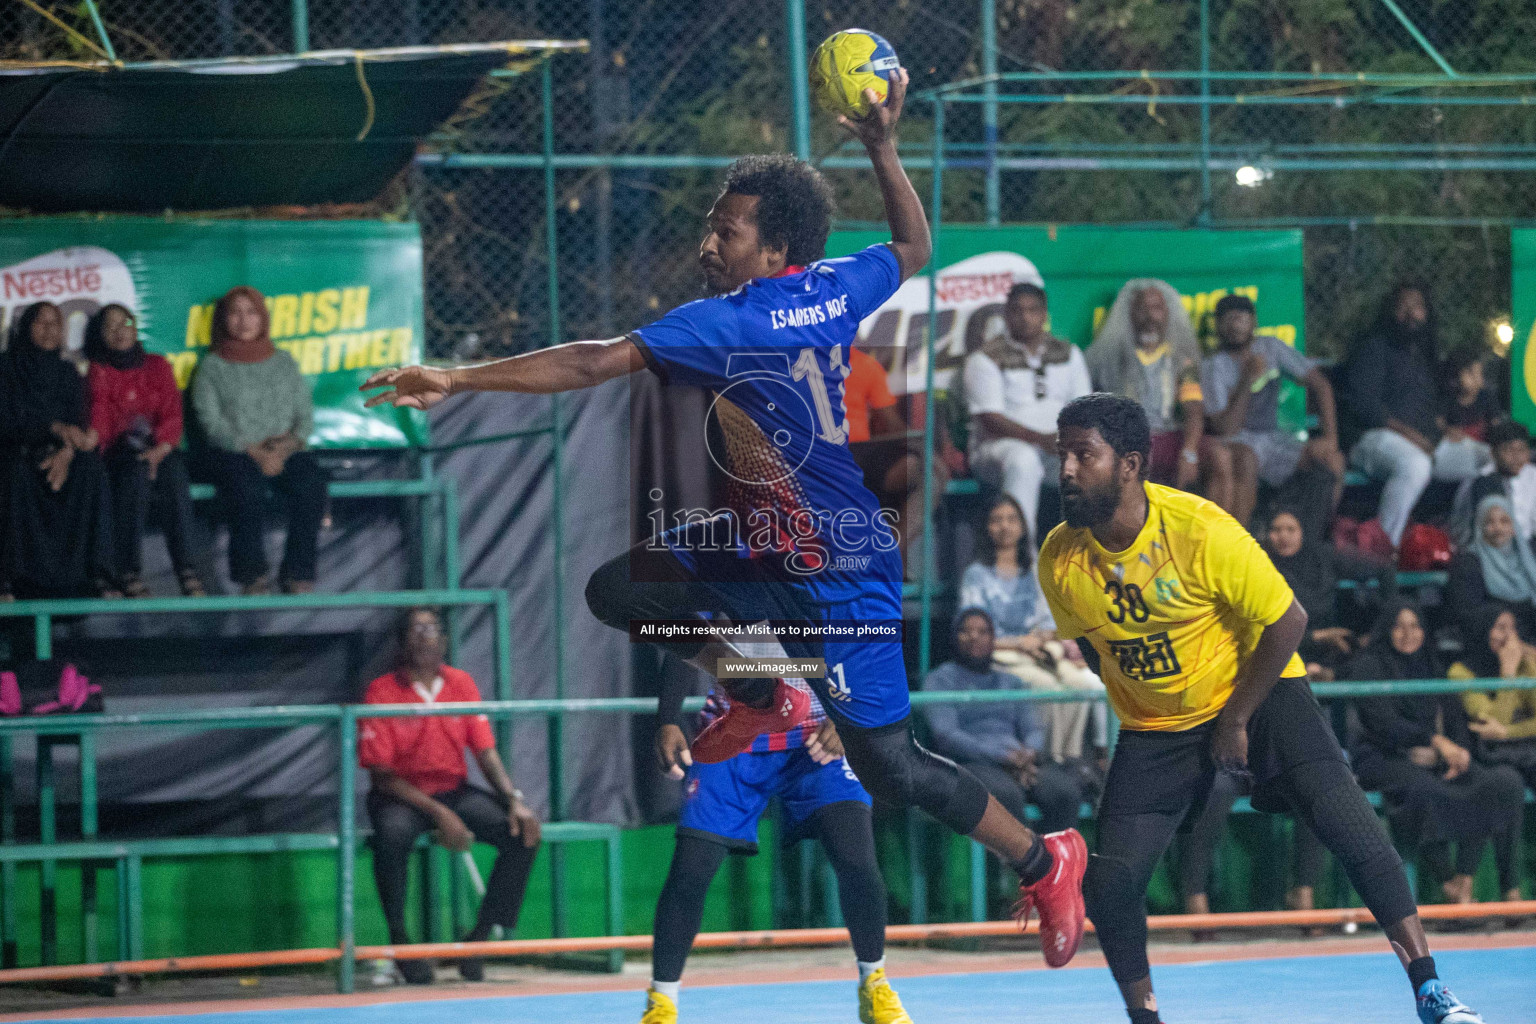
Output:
[629, 245, 906, 603]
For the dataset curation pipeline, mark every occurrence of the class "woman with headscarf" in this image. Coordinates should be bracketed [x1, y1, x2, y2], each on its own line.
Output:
[1446, 605, 1534, 905]
[1085, 278, 1232, 503]
[1348, 601, 1526, 905]
[1263, 507, 1395, 680]
[190, 286, 327, 594]
[1445, 493, 1536, 638]
[0, 301, 119, 598]
[85, 304, 206, 597]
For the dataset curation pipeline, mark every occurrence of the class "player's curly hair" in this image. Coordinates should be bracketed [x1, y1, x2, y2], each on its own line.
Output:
[1058, 393, 1153, 480]
[722, 154, 835, 265]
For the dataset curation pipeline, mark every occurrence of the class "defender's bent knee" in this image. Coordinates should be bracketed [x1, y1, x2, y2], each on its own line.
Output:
[840, 719, 989, 834]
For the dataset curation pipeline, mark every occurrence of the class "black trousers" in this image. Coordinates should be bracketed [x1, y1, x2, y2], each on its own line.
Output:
[1, 447, 115, 596]
[202, 448, 326, 585]
[368, 785, 539, 944]
[961, 758, 1085, 836]
[104, 444, 198, 576]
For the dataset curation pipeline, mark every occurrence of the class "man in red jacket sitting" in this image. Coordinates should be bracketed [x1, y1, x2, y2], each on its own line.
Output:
[360, 607, 541, 984]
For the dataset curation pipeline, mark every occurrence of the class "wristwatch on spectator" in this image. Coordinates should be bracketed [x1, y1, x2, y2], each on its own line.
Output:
[1181, 448, 1199, 465]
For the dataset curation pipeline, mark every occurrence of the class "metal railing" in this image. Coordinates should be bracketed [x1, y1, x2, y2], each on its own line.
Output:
[0, 676, 1532, 990]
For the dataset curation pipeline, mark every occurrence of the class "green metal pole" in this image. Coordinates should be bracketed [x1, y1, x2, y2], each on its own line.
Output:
[981, 0, 999, 225]
[34, 614, 51, 660]
[493, 590, 514, 756]
[37, 738, 57, 965]
[290, 0, 310, 53]
[79, 0, 116, 61]
[540, 56, 570, 942]
[1197, 0, 1212, 226]
[785, 0, 812, 160]
[918, 98, 944, 680]
[0, 735, 14, 968]
[336, 707, 357, 993]
[80, 732, 98, 963]
[1375, 0, 1457, 77]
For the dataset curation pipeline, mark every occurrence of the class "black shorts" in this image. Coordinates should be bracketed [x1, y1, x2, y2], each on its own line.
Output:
[1099, 676, 1346, 821]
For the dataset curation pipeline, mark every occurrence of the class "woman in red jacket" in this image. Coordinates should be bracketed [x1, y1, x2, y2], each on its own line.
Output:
[85, 305, 206, 597]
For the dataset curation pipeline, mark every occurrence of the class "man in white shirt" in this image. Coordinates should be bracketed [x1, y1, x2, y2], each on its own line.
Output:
[964, 282, 1093, 541]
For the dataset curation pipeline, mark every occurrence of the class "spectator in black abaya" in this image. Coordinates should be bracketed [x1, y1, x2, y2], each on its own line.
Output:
[0, 302, 119, 599]
[1348, 601, 1525, 905]
[85, 304, 206, 597]
[1264, 508, 1395, 680]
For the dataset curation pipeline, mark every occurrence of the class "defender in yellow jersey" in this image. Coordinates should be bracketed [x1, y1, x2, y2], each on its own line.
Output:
[1039, 394, 1485, 1024]
[1038, 480, 1307, 732]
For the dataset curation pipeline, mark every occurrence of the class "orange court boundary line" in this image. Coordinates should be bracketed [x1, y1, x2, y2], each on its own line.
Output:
[0, 931, 1531, 1021]
[1, 901, 1533, 989]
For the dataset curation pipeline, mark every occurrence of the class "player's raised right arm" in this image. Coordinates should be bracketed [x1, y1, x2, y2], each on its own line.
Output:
[838, 68, 930, 283]
[361, 337, 647, 410]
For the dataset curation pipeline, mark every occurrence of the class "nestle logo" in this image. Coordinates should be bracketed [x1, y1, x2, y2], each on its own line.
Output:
[935, 272, 1014, 304]
[3, 265, 102, 300]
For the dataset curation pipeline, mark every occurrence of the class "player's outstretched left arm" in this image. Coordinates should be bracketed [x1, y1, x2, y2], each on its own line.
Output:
[1212, 598, 1308, 771]
[837, 68, 931, 283]
[361, 337, 648, 410]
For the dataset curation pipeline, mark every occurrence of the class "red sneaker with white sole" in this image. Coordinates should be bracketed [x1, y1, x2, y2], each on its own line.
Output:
[1013, 828, 1088, 968]
[689, 679, 810, 764]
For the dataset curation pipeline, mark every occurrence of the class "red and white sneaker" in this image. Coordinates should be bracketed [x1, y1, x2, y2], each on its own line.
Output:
[689, 679, 810, 764]
[1013, 828, 1088, 968]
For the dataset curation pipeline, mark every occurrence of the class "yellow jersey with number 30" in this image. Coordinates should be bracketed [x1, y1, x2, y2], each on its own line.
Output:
[1036, 482, 1306, 732]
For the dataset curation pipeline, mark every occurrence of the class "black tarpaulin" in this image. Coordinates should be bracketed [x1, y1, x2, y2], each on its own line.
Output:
[0, 43, 579, 213]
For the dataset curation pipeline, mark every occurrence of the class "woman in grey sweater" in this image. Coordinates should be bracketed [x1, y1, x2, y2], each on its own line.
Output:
[191, 286, 327, 594]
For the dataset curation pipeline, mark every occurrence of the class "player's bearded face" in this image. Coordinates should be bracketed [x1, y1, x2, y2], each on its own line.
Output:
[1059, 426, 1126, 528]
[699, 193, 785, 294]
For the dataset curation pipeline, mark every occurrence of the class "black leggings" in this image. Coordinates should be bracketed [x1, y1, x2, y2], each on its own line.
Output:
[652, 802, 887, 982]
[1088, 759, 1415, 985]
[586, 541, 992, 836]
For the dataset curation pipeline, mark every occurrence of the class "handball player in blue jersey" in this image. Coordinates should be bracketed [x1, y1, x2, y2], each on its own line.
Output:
[363, 70, 1087, 965]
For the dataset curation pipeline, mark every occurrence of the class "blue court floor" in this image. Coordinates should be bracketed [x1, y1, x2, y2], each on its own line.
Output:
[28, 946, 1536, 1024]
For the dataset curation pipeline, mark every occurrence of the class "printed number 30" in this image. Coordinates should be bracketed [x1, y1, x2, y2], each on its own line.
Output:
[1104, 580, 1150, 623]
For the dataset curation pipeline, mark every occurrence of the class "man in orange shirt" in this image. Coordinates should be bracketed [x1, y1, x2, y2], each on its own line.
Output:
[844, 344, 950, 579]
[360, 607, 541, 984]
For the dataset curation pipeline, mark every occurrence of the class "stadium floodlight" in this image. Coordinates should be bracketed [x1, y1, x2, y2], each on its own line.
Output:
[1234, 165, 1272, 187]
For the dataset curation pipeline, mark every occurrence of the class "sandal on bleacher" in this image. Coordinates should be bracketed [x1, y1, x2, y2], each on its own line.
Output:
[241, 574, 274, 596]
[119, 574, 151, 599]
[177, 570, 206, 597]
[92, 578, 123, 600]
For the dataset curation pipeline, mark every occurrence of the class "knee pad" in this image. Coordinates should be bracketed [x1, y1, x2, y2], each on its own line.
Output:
[1082, 853, 1140, 929]
[1083, 854, 1152, 983]
[583, 555, 627, 629]
[841, 721, 989, 834]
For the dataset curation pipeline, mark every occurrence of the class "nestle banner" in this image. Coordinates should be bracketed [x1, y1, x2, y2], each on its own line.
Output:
[827, 226, 1305, 425]
[0, 218, 426, 448]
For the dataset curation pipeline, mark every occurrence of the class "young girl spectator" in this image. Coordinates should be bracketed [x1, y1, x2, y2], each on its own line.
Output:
[190, 286, 327, 594]
[85, 304, 205, 597]
[1446, 494, 1536, 638]
[0, 302, 118, 598]
[1348, 602, 1525, 905]
[1434, 349, 1498, 484]
[1263, 508, 1395, 680]
[958, 494, 1105, 761]
[1450, 607, 1536, 878]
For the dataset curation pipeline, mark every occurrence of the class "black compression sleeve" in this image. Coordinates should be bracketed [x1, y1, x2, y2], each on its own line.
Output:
[651, 834, 729, 983]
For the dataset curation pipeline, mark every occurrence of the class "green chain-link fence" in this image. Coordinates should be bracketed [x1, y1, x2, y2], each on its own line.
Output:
[3, 0, 1533, 360]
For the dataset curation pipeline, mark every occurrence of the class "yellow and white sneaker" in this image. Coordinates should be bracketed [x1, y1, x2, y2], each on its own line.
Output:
[858, 968, 914, 1024]
[640, 986, 678, 1024]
